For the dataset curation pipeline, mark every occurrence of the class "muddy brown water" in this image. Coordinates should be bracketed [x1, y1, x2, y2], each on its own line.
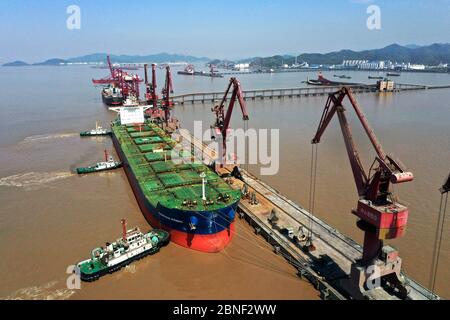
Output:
[0, 66, 449, 299]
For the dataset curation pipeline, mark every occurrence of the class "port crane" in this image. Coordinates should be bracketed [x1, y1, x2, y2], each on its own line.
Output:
[143, 63, 158, 108]
[211, 77, 249, 168]
[311, 87, 414, 298]
[92, 55, 127, 85]
[92, 55, 142, 99]
[161, 65, 174, 125]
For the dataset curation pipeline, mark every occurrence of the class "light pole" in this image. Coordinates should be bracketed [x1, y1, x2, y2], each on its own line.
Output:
[200, 172, 207, 201]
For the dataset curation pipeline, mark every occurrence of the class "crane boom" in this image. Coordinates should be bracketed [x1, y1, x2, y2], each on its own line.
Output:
[107, 55, 114, 78]
[312, 87, 413, 200]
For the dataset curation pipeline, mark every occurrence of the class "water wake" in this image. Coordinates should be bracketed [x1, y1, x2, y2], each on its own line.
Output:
[124, 265, 137, 274]
[0, 171, 74, 190]
[20, 133, 78, 144]
[3, 281, 75, 300]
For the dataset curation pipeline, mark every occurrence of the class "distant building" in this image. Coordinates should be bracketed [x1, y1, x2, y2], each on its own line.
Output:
[342, 60, 368, 68]
[341, 59, 432, 71]
[292, 61, 309, 68]
[358, 60, 387, 70]
[234, 63, 250, 70]
[406, 63, 425, 70]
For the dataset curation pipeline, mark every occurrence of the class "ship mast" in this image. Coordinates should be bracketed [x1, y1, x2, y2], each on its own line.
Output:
[121, 219, 127, 241]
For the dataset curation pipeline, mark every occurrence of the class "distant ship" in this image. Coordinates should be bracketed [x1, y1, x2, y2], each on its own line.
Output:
[333, 74, 351, 79]
[307, 72, 358, 86]
[102, 84, 123, 106]
[387, 72, 401, 77]
[177, 64, 223, 78]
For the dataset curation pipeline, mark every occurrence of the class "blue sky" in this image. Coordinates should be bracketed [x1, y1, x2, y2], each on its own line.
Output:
[1, 0, 449, 62]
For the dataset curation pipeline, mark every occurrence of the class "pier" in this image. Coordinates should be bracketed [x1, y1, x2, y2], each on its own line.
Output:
[179, 130, 440, 300]
[170, 84, 450, 105]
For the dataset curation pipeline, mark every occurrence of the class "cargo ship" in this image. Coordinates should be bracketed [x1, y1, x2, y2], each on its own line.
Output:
[102, 84, 124, 106]
[307, 72, 358, 86]
[177, 64, 223, 78]
[111, 120, 241, 252]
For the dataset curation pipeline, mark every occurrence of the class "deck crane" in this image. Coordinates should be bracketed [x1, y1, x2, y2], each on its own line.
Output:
[211, 77, 249, 168]
[311, 87, 414, 299]
[161, 65, 174, 126]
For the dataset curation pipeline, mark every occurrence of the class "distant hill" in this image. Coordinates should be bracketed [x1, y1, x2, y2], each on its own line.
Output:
[4, 44, 450, 68]
[33, 58, 68, 66]
[245, 43, 450, 68]
[2, 60, 29, 67]
[67, 53, 210, 64]
[2, 53, 210, 67]
[404, 44, 422, 49]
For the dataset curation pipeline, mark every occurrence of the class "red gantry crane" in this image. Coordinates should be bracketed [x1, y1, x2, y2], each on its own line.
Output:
[92, 55, 142, 99]
[311, 87, 414, 298]
[211, 77, 249, 167]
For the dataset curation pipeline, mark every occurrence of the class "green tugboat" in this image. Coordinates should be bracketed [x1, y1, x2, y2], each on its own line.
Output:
[76, 150, 122, 174]
[76, 219, 170, 282]
[80, 121, 111, 136]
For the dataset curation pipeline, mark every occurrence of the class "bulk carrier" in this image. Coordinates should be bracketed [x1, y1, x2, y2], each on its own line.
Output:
[111, 120, 241, 252]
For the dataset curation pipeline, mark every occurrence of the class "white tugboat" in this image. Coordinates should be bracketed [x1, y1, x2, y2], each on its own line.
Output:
[76, 219, 170, 281]
[80, 121, 111, 136]
[76, 150, 122, 174]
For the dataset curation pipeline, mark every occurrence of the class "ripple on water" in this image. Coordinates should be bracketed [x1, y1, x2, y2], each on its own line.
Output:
[0, 171, 75, 190]
[3, 281, 75, 300]
[20, 133, 78, 144]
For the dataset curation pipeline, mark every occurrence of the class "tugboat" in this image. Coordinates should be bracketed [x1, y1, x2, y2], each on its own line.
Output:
[76, 219, 170, 281]
[80, 121, 111, 136]
[76, 150, 122, 174]
[102, 84, 123, 106]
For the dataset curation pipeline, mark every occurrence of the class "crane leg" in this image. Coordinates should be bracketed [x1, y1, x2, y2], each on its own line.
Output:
[362, 231, 383, 265]
[342, 220, 410, 299]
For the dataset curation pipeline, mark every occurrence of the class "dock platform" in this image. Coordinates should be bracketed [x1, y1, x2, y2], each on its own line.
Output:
[170, 83, 450, 105]
[179, 130, 440, 300]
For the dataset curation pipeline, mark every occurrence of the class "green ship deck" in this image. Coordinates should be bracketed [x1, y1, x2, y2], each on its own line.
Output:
[111, 122, 241, 211]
